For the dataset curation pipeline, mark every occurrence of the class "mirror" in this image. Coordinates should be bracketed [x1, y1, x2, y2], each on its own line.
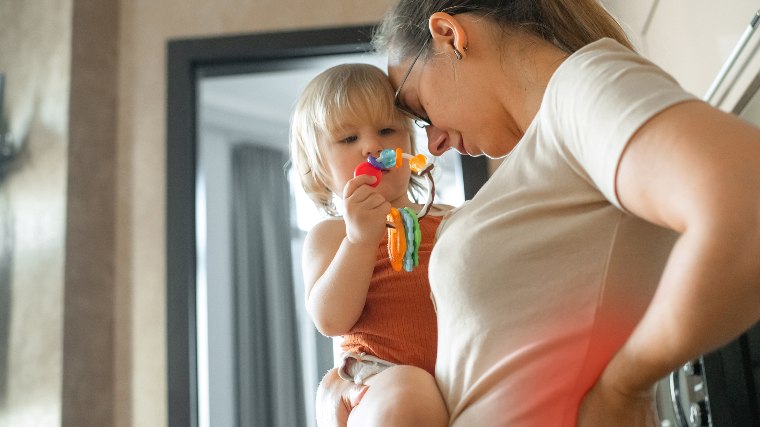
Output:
[167, 26, 488, 427]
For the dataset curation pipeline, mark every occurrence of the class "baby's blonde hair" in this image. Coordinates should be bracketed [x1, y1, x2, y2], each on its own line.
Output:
[290, 63, 422, 216]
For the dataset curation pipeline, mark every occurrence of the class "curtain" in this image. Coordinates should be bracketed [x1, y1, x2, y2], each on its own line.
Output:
[230, 144, 305, 427]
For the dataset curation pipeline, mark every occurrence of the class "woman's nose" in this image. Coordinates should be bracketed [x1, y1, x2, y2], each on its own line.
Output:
[425, 126, 450, 156]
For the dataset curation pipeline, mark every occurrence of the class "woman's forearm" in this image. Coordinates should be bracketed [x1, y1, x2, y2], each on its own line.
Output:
[610, 101, 760, 394]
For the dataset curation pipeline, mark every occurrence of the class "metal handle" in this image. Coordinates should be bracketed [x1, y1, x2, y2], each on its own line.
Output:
[704, 9, 760, 102]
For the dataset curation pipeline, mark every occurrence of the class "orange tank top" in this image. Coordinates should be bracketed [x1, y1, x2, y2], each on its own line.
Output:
[341, 213, 442, 376]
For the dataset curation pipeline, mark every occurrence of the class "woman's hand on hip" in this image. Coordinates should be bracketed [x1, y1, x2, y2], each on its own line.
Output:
[577, 374, 658, 427]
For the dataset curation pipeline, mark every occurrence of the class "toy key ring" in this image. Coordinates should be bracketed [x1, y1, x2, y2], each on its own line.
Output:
[353, 148, 436, 272]
[353, 148, 436, 220]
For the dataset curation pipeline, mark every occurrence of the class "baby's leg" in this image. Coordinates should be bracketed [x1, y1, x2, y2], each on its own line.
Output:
[315, 367, 365, 427]
[347, 365, 448, 427]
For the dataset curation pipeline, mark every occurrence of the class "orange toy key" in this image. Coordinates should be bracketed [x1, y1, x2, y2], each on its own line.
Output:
[386, 208, 406, 272]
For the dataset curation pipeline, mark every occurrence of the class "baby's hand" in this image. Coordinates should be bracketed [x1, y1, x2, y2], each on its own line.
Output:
[354, 161, 383, 187]
[342, 174, 390, 247]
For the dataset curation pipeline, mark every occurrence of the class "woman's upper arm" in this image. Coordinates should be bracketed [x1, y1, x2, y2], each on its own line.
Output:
[616, 100, 760, 234]
[608, 101, 760, 384]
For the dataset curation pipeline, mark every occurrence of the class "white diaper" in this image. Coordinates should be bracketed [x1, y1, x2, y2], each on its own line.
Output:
[337, 351, 395, 385]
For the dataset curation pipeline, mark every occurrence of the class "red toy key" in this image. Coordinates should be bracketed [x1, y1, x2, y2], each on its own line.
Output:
[354, 161, 382, 187]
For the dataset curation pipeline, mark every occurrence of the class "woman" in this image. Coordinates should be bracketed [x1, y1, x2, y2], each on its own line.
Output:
[368, 0, 760, 426]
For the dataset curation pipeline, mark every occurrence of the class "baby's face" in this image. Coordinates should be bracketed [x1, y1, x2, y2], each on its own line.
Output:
[323, 121, 413, 202]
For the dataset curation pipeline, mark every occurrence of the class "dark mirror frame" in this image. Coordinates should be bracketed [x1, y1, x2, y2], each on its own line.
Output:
[166, 25, 490, 427]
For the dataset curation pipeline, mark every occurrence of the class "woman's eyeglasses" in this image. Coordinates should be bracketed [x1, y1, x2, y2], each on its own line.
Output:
[394, 45, 432, 128]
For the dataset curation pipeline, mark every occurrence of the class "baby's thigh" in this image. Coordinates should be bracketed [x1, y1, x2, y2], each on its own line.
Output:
[348, 365, 447, 427]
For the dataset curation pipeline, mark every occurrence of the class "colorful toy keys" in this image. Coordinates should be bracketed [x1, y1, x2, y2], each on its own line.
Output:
[353, 148, 436, 272]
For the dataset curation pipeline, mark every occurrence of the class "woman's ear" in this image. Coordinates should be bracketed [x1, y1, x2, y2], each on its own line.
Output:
[429, 12, 468, 59]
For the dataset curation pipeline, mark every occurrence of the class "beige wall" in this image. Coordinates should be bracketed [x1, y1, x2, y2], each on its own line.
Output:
[119, 1, 396, 425]
[643, 0, 758, 97]
[603, 0, 759, 96]
[0, 0, 71, 426]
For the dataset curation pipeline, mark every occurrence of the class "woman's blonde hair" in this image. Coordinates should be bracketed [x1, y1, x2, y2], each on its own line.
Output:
[373, 0, 634, 61]
[290, 63, 423, 217]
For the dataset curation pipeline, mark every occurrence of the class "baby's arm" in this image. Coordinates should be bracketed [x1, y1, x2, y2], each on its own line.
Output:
[302, 174, 390, 337]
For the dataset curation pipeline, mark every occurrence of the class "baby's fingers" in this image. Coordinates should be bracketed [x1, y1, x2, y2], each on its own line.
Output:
[343, 174, 378, 200]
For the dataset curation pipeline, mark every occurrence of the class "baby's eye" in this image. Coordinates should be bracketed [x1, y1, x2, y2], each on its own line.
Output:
[379, 128, 396, 136]
[339, 135, 358, 144]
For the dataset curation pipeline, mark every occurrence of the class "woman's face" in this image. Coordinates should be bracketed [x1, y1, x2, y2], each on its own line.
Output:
[389, 49, 522, 159]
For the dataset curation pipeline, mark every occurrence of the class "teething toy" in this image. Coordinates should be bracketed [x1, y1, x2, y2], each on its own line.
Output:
[354, 162, 383, 187]
[353, 148, 436, 272]
[387, 208, 406, 272]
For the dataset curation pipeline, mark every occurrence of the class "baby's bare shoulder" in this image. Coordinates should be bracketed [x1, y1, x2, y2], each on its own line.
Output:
[303, 218, 346, 254]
